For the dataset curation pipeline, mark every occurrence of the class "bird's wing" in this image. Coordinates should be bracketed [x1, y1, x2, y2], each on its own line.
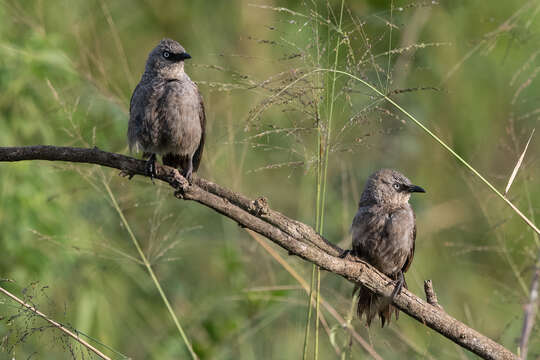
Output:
[129, 82, 141, 111]
[351, 207, 385, 259]
[127, 84, 141, 151]
[192, 87, 205, 172]
[351, 208, 369, 257]
[401, 221, 416, 274]
[127, 82, 144, 152]
[385, 206, 416, 274]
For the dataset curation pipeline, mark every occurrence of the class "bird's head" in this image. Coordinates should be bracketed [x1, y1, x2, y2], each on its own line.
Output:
[360, 168, 425, 207]
[144, 38, 192, 79]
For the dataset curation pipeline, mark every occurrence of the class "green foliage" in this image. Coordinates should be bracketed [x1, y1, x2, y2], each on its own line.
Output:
[1, 0, 539, 359]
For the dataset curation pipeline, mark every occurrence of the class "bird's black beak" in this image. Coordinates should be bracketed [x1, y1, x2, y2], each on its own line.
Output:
[407, 184, 426, 193]
[179, 52, 191, 60]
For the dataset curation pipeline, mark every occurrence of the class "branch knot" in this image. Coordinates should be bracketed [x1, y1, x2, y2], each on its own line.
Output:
[249, 196, 269, 216]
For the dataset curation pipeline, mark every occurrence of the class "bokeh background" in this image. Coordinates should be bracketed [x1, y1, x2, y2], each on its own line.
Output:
[1, 0, 539, 359]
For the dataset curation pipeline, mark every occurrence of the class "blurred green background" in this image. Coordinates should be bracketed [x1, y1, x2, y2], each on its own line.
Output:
[1, 0, 539, 359]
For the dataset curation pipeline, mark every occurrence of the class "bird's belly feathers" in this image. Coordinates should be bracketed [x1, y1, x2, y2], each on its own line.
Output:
[161, 95, 201, 155]
[370, 237, 410, 275]
[140, 81, 202, 155]
[352, 207, 414, 275]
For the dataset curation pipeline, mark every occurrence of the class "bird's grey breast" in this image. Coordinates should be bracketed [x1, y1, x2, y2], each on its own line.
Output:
[128, 77, 202, 155]
[352, 204, 415, 275]
[158, 78, 202, 155]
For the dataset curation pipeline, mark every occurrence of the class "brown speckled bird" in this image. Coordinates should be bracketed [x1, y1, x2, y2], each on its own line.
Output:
[128, 38, 205, 183]
[350, 169, 425, 327]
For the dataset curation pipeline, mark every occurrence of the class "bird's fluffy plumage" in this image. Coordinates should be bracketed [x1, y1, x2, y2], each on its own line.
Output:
[351, 169, 422, 327]
[128, 38, 205, 180]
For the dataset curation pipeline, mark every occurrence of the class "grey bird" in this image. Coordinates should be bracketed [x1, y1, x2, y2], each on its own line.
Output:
[350, 169, 425, 327]
[128, 38, 205, 183]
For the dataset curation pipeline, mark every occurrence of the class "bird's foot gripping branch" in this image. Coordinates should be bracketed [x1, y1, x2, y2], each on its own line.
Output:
[0, 145, 519, 360]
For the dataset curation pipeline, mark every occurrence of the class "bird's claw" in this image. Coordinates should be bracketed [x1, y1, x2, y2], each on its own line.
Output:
[183, 169, 193, 185]
[183, 160, 194, 185]
[389, 272, 405, 300]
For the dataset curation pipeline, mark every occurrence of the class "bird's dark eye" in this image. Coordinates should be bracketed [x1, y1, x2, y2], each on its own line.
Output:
[162, 51, 170, 58]
[393, 183, 400, 191]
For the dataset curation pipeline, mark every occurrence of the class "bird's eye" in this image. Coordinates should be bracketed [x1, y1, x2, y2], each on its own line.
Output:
[163, 51, 170, 58]
[393, 183, 400, 191]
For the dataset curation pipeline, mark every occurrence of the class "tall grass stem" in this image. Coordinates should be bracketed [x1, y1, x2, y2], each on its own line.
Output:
[103, 182, 199, 360]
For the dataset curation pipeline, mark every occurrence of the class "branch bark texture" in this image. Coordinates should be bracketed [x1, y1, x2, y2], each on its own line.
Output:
[0, 145, 518, 360]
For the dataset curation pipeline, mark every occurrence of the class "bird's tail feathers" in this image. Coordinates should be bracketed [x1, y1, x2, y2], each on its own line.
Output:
[355, 278, 407, 327]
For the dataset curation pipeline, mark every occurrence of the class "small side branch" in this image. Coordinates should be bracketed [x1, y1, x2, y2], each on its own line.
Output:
[0, 145, 519, 360]
[424, 280, 443, 310]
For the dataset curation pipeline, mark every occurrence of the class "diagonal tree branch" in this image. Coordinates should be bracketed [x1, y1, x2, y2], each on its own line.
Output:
[0, 145, 519, 360]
